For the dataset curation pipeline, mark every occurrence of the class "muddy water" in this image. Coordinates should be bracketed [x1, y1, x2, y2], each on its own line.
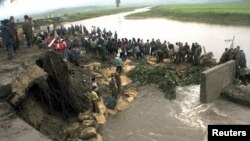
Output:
[64, 7, 250, 141]
[0, 7, 248, 141]
[64, 7, 250, 67]
[102, 85, 250, 141]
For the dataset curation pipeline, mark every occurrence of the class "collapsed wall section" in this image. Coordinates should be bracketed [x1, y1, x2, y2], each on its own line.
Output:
[200, 60, 236, 103]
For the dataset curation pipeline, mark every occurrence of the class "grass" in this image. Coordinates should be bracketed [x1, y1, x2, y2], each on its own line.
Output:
[126, 3, 250, 26]
[24, 6, 139, 28]
[63, 7, 139, 22]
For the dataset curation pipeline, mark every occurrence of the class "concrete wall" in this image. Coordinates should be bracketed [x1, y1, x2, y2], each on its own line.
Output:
[200, 60, 236, 103]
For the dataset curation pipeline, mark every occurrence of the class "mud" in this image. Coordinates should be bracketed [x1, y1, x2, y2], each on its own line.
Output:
[0, 45, 248, 141]
[1, 7, 250, 141]
[0, 46, 53, 141]
[2, 47, 139, 141]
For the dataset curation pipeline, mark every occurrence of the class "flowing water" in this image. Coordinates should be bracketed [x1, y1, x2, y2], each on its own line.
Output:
[103, 85, 250, 141]
[64, 7, 250, 67]
[64, 7, 250, 141]
[0, 7, 249, 141]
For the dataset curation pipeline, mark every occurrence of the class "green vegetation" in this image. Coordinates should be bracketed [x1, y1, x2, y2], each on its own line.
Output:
[222, 85, 250, 107]
[127, 3, 250, 26]
[24, 6, 139, 28]
[63, 7, 138, 22]
[127, 62, 202, 99]
[235, 68, 250, 85]
[29, 6, 139, 24]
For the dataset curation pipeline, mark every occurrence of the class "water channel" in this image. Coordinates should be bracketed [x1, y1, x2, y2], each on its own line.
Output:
[1, 7, 249, 141]
[64, 7, 250, 67]
[65, 7, 250, 141]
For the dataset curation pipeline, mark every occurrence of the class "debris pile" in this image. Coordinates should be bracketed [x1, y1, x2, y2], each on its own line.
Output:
[127, 63, 203, 99]
[222, 85, 250, 107]
[236, 68, 250, 85]
[34, 51, 92, 116]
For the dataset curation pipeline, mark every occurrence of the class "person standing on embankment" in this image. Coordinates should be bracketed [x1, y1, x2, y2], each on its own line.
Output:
[91, 76, 100, 97]
[9, 16, 19, 51]
[2, 19, 16, 60]
[114, 55, 123, 75]
[90, 86, 100, 113]
[22, 15, 33, 48]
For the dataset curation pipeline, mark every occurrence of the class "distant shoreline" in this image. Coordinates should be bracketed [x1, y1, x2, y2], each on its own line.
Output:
[126, 3, 250, 27]
[63, 7, 140, 23]
[12, 6, 141, 30]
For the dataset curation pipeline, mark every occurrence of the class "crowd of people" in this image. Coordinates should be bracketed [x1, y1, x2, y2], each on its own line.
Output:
[35, 23, 205, 68]
[1, 15, 247, 113]
[38, 23, 246, 112]
[219, 46, 247, 69]
[0, 14, 208, 66]
[0, 15, 33, 60]
[0, 14, 247, 69]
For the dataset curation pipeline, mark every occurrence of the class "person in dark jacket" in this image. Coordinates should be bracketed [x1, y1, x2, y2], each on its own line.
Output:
[219, 48, 229, 64]
[1, 20, 6, 48]
[155, 49, 164, 63]
[71, 44, 80, 66]
[22, 15, 33, 48]
[3, 19, 15, 60]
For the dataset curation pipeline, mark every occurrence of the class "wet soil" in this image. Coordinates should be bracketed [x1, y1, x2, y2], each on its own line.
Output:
[0, 45, 216, 141]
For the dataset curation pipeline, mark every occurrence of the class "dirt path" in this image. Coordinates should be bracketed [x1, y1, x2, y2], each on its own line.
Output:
[0, 46, 47, 86]
[0, 44, 143, 141]
[0, 45, 52, 141]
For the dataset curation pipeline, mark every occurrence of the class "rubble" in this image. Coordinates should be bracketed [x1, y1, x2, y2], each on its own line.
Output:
[127, 64, 204, 99]
[222, 85, 250, 107]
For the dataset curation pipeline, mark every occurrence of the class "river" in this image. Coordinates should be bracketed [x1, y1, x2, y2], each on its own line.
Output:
[64, 7, 250, 68]
[65, 7, 250, 141]
[64, 7, 250, 141]
[102, 85, 250, 141]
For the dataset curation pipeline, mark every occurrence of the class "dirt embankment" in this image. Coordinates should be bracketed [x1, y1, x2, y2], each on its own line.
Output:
[6, 50, 139, 141]
[1, 45, 248, 141]
[0, 46, 52, 141]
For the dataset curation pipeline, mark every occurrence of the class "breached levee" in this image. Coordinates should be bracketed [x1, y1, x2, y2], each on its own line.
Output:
[35, 51, 91, 116]
[10, 65, 47, 106]
[9, 51, 94, 141]
[8, 51, 138, 141]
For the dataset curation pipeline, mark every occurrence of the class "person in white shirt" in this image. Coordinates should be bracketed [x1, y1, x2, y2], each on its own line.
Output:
[91, 76, 100, 97]
[174, 42, 180, 64]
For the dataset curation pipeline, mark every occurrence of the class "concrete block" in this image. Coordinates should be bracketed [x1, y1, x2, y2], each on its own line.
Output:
[200, 60, 236, 103]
